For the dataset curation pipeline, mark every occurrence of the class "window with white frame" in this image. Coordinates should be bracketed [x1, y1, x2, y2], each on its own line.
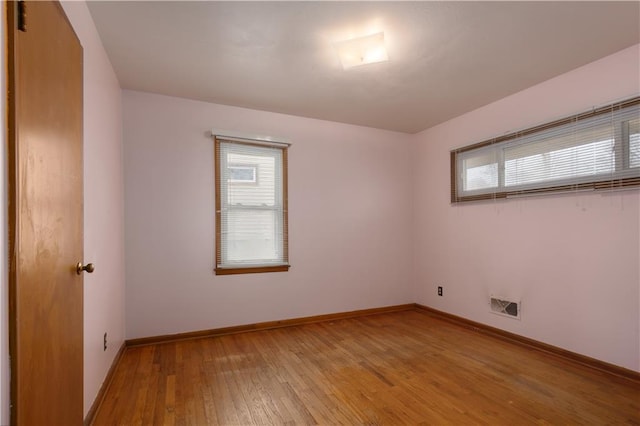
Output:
[214, 137, 289, 275]
[451, 97, 640, 202]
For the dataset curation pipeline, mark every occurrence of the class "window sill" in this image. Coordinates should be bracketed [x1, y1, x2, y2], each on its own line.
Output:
[215, 265, 290, 275]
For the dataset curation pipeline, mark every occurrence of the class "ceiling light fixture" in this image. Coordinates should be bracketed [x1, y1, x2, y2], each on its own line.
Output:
[334, 32, 389, 70]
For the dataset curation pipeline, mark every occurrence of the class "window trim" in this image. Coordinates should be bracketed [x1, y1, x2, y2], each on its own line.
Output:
[214, 137, 290, 275]
[451, 96, 640, 203]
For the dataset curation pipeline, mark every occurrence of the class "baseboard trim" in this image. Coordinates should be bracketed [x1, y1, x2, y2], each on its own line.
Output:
[413, 303, 640, 383]
[84, 342, 127, 426]
[126, 303, 415, 347]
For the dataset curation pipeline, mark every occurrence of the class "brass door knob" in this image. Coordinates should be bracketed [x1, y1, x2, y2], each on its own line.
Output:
[76, 262, 95, 275]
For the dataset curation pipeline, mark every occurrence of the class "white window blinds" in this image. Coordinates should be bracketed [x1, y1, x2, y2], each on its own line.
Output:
[215, 137, 289, 274]
[452, 97, 640, 202]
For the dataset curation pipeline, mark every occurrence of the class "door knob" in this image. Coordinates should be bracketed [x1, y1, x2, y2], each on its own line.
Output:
[76, 262, 95, 275]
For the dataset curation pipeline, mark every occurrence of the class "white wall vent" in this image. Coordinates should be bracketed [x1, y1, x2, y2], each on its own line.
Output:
[490, 296, 521, 320]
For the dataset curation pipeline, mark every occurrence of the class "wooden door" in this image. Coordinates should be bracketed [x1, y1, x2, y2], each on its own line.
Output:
[7, 1, 84, 424]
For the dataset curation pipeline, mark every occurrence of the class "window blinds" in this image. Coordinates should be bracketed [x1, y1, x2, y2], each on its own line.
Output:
[452, 97, 640, 202]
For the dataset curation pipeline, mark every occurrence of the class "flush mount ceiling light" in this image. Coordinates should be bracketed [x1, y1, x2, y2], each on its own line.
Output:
[334, 32, 389, 69]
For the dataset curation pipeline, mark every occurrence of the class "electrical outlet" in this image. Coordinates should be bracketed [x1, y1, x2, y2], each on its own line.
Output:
[437, 286, 443, 296]
[103, 332, 107, 351]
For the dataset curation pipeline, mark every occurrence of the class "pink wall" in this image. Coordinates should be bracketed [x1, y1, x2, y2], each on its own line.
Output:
[123, 90, 414, 339]
[412, 44, 640, 371]
[61, 2, 126, 417]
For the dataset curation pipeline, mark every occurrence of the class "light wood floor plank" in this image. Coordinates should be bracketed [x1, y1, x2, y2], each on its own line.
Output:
[93, 310, 640, 425]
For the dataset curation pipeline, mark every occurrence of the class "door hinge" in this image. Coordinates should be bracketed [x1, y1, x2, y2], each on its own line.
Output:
[18, 1, 27, 32]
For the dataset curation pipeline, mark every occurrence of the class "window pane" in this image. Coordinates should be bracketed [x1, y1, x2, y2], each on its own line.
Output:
[505, 138, 614, 187]
[223, 208, 282, 264]
[460, 147, 499, 191]
[630, 118, 640, 168]
[228, 164, 257, 183]
[465, 163, 498, 190]
[227, 154, 275, 206]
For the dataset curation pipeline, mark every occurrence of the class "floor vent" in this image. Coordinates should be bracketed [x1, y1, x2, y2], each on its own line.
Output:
[490, 297, 521, 319]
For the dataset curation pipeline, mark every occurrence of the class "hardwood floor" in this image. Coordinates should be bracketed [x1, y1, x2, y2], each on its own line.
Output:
[93, 310, 640, 425]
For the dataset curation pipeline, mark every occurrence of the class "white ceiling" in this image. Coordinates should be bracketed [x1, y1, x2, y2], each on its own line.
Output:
[87, 1, 640, 134]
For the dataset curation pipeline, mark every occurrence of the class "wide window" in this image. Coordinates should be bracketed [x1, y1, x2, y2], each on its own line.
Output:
[214, 136, 289, 275]
[451, 97, 640, 202]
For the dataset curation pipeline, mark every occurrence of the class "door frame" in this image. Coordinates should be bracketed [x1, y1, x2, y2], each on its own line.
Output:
[7, 3, 20, 420]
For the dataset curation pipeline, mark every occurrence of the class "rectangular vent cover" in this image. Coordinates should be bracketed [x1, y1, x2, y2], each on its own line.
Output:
[490, 297, 521, 319]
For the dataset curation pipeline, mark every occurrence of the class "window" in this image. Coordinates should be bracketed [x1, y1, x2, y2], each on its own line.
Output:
[228, 164, 258, 184]
[214, 136, 289, 275]
[451, 97, 640, 202]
